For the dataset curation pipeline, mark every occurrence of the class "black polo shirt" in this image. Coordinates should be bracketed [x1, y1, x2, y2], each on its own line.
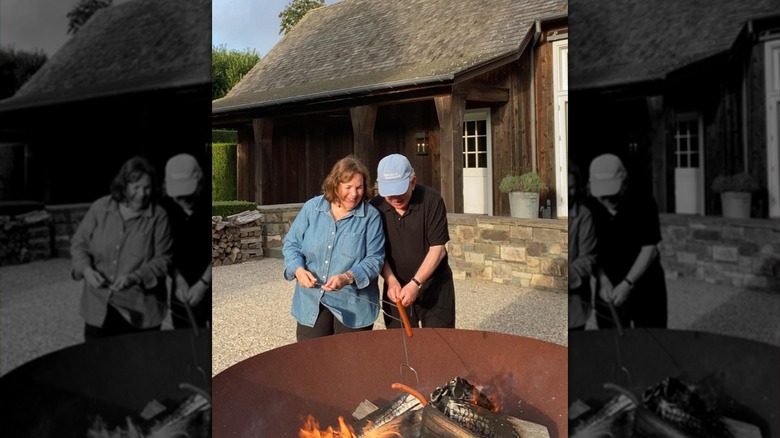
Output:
[370, 184, 450, 284]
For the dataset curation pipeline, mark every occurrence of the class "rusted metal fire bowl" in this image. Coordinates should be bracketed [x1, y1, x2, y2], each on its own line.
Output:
[213, 328, 568, 437]
[569, 328, 780, 438]
[0, 329, 211, 437]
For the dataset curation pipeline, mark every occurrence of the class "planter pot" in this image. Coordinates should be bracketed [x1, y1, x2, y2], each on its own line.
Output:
[720, 191, 751, 219]
[508, 192, 539, 218]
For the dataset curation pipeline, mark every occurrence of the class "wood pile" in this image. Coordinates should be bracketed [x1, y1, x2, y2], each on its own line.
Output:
[0, 210, 52, 266]
[212, 210, 264, 266]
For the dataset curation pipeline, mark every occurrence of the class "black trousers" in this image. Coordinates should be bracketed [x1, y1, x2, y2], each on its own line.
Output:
[382, 273, 456, 330]
[296, 304, 373, 341]
[170, 293, 212, 330]
[84, 305, 161, 342]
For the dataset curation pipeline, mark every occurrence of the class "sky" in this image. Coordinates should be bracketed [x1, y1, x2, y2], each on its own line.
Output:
[0, 0, 339, 58]
[213, 0, 341, 56]
[0, 0, 132, 56]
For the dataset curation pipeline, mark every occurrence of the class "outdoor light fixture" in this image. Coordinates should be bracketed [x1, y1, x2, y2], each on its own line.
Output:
[415, 132, 429, 155]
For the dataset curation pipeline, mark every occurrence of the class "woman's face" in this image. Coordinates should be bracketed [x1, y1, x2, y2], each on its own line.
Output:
[124, 173, 152, 211]
[337, 173, 364, 211]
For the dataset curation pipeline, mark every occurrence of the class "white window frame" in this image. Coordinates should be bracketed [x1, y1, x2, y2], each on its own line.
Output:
[552, 39, 568, 218]
[463, 108, 493, 215]
[766, 39, 780, 218]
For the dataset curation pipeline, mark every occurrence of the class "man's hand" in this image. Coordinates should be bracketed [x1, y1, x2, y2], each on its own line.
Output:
[396, 282, 420, 308]
[611, 281, 632, 307]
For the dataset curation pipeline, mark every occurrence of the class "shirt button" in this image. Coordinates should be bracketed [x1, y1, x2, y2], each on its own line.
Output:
[325, 260, 329, 264]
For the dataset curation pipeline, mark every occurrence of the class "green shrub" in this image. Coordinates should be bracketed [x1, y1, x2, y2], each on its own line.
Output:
[212, 129, 237, 144]
[499, 171, 544, 193]
[212, 201, 257, 218]
[212, 142, 237, 201]
[711, 172, 760, 193]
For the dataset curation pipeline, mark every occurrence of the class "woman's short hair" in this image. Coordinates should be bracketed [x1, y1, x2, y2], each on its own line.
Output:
[110, 155, 158, 203]
[322, 155, 372, 204]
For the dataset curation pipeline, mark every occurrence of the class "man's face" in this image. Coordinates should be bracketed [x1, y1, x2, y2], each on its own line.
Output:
[384, 176, 416, 211]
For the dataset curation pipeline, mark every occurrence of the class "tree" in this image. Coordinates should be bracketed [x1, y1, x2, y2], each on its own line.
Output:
[67, 0, 113, 35]
[278, 0, 325, 35]
[0, 47, 48, 99]
[212, 45, 261, 100]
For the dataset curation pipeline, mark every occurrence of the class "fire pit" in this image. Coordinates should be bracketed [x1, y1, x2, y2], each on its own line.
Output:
[0, 329, 211, 437]
[213, 328, 567, 437]
[569, 329, 780, 437]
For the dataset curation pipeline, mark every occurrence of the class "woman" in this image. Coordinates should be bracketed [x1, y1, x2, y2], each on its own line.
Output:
[283, 155, 385, 341]
[71, 156, 173, 341]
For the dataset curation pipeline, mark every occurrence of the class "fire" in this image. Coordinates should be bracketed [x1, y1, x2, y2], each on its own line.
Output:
[298, 415, 400, 438]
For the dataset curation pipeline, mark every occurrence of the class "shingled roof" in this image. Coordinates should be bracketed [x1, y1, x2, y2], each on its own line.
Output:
[213, 0, 567, 114]
[0, 0, 211, 112]
[569, 0, 778, 91]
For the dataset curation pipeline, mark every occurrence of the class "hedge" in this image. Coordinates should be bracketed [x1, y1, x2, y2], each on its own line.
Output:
[212, 142, 237, 201]
[212, 201, 257, 218]
[212, 129, 238, 144]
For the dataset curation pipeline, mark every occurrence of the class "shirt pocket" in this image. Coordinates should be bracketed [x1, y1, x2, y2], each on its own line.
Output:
[338, 232, 364, 259]
[123, 230, 153, 265]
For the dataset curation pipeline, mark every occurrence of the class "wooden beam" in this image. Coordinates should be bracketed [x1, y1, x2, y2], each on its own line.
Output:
[252, 118, 273, 205]
[350, 105, 377, 164]
[434, 95, 465, 213]
[645, 96, 667, 212]
[453, 83, 510, 103]
[236, 125, 253, 202]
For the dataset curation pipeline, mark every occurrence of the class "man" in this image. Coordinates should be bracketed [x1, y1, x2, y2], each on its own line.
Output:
[162, 153, 212, 329]
[370, 154, 455, 329]
[588, 153, 668, 329]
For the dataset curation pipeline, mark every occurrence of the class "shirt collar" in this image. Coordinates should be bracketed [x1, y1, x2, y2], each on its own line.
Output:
[108, 197, 155, 217]
[315, 195, 367, 217]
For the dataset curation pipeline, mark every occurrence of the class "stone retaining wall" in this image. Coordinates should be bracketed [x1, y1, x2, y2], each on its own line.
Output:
[247, 203, 569, 293]
[660, 214, 780, 291]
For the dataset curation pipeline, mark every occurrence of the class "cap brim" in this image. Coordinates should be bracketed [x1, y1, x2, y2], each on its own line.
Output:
[589, 178, 622, 197]
[166, 179, 198, 197]
[378, 178, 410, 197]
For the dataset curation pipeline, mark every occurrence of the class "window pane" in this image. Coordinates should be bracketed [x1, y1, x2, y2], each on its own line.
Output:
[690, 152, 699, 168]
[680, 154, 688, 168]
[467, 139, 475, 152]
[478, 152, 487, 168]
[466, 121, 475, 135]
[477, 120, 486, 135]
[467, 154, 475, 168]
[478, 136, 487, 152]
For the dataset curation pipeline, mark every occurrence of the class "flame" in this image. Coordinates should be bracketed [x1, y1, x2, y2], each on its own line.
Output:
[298, 415, 400, 438]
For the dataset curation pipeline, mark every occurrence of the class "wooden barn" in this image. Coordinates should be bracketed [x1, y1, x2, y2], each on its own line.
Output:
[569, 0, 780, 219]
[212, 0, 569, 218]
[0, 0, 211, 205]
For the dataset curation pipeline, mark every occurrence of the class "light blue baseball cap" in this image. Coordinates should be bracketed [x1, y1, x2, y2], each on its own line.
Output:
[377, 154, 413, 196]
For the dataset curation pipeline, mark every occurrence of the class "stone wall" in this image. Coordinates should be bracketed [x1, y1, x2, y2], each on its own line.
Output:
[248, 203, 569, 293]
[660, 214, 780, 291]
[448, 215, 568, 292]
[48, 203, 90, 258]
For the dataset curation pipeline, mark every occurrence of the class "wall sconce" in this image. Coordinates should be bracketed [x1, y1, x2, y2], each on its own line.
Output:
[415, 132, 429, 155]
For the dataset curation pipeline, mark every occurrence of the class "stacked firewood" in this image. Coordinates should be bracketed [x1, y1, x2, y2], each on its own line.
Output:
[211, 210, 264, 267]
[0, 210, 52, 266]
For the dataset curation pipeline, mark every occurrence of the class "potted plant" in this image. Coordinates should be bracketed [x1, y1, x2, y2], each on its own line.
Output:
[499, 171, 544, 218]
[711, 172, 759, 219]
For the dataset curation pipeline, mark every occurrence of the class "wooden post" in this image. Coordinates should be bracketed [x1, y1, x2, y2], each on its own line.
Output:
[252, 118, 273, 205]
[236, 125, 253, 202]
[350, 105, 377, 165]
[434, 95, 465, 213]
[646, 96, 667, 212]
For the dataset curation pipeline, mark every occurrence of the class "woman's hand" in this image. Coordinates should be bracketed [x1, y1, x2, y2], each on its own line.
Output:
[83, 267, 108, 288]
[321, 273, 350, 291]
[110, 273, 139, 292]
[294, 267, 320, 288]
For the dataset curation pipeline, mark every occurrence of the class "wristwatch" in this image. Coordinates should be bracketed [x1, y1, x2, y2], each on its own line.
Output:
[411, 277, 422, 289]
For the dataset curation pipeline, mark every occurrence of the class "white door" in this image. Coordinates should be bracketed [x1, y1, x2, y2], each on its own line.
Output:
[553, 40, 568, 218]
[674, 115, 704, 214]
[462, 109, 492, 215]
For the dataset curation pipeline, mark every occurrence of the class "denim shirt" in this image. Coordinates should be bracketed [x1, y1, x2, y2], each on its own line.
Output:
[71, 195, 172, 328]
[283, 195, 385, 328]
